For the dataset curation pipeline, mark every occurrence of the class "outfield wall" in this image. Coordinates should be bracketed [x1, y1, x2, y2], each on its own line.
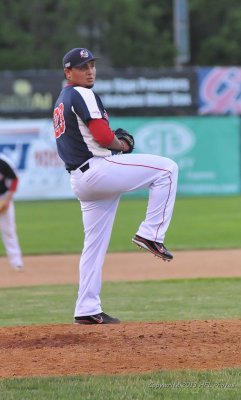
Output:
[0, 116, 240, 200]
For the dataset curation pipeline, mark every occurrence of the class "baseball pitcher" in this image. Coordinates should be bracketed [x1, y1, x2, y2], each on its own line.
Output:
[53, 48, 178, 324]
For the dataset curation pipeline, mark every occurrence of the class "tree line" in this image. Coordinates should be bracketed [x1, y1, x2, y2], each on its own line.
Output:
[0, 0, 240, 70]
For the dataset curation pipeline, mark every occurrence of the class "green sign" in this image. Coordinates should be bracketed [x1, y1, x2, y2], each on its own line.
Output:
[111, 116, 241, 196]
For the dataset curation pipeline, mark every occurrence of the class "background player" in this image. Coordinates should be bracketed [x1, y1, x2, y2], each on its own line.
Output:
[53, 48, 178, 324]
[0, 153, 23, 271]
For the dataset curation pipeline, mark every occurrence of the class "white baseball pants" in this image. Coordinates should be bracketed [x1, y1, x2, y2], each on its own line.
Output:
[0, 201, 23, 269]
[70, 153, 178, 317]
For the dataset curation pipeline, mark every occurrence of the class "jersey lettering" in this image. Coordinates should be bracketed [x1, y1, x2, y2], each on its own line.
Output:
[53, 103, 65, 138]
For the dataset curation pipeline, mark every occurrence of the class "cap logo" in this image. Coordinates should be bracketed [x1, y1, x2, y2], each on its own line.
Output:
[80, 49, 89, 59]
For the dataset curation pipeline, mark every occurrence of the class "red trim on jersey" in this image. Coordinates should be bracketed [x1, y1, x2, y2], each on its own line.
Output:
[88, 119, 114, 146]
[103, 158, 171, 173]
[9, 178, 18, 192]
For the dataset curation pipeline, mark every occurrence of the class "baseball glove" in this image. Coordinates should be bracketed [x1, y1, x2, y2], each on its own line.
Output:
[115, 128, 135, 153]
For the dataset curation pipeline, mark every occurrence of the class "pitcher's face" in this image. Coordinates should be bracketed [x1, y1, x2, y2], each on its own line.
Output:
[64, 60, 96, 88]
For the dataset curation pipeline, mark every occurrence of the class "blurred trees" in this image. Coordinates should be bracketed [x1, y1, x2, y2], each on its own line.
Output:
[0, 0, 240, 70]
[189, 0, 241, 65]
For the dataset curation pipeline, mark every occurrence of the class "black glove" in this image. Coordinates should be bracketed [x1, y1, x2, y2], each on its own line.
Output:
[115, 128, 135, 153]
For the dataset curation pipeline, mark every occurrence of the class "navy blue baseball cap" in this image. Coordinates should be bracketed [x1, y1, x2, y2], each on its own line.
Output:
[63, 48, 97, 68]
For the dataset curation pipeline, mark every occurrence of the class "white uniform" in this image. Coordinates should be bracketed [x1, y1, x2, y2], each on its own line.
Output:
[0, 154, 23, 270]
[54, 81, 178, 318]
[71, 154, 178, 316]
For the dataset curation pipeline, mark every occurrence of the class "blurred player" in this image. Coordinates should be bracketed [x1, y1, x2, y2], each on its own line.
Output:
[0, 153, 23, 271]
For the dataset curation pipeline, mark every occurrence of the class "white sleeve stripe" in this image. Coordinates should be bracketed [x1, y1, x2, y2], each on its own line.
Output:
[74, 87, 102, 119]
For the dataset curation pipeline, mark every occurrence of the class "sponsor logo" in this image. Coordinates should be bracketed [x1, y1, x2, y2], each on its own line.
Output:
[199, 67, 241, 114]
[92, 315, 103, 324]
[13, 80, 32, 96]
[135, 121, 195, 158]
[0, 79, 52, 112]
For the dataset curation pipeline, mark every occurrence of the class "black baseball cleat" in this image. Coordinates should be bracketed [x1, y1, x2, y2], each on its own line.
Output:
[74, 312, 121, 325]
[132, 234, 173, 261]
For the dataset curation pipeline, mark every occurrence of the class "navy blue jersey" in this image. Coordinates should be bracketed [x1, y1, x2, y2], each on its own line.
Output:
[53, 85, 112, 169]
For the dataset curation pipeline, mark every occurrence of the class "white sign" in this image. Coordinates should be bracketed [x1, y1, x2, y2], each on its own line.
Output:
[0, 119, 73, 200]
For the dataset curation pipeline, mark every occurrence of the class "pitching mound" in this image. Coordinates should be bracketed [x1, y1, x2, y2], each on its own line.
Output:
[1, 319, 241, 378]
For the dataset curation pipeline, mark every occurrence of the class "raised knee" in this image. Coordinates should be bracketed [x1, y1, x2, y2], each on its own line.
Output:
[173, 160, 178, 172]
[170, 159, 178, 174]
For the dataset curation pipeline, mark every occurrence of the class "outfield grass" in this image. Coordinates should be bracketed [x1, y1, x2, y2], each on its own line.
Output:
[0, 195, 240, 256]
[1, 369, 240, 400]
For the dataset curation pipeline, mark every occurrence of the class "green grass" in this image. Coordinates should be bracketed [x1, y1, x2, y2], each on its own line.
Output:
[1, 278, 240, 327]
[0, 195, 240, 256]
[1, 369, 241, 400]
[167, 195, 241, 249]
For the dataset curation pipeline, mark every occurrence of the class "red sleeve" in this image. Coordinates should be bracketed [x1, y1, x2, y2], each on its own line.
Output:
[9, 178, 18, 192]
[88, 119, 114, 146]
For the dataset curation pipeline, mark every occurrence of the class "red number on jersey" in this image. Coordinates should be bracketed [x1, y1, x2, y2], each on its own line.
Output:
[53, 103, 65, 138]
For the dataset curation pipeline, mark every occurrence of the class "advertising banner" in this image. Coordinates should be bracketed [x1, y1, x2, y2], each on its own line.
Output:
[0, 71, 63, 118]
[0, 119, 73, 200]
[94, 69, 197, 116]
[0, 116, 240, 200]
[2, 67, 241, 118]
[0, 68, 198, 118]
[198, 67, 241, 115]
[111, 116, 241, 196]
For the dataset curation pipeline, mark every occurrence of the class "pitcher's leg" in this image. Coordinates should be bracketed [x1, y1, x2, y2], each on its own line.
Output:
[101, 154, 178, 243]
[0, 202, 23, 269]
[74, 195, 120, 317]
[136, 158, 178, 242]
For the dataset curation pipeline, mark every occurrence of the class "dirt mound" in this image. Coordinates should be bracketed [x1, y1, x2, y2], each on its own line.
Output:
[1, 320, 241, 378]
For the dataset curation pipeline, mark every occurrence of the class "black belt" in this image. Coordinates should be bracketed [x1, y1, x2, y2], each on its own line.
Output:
[67, 162, 90, 173]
